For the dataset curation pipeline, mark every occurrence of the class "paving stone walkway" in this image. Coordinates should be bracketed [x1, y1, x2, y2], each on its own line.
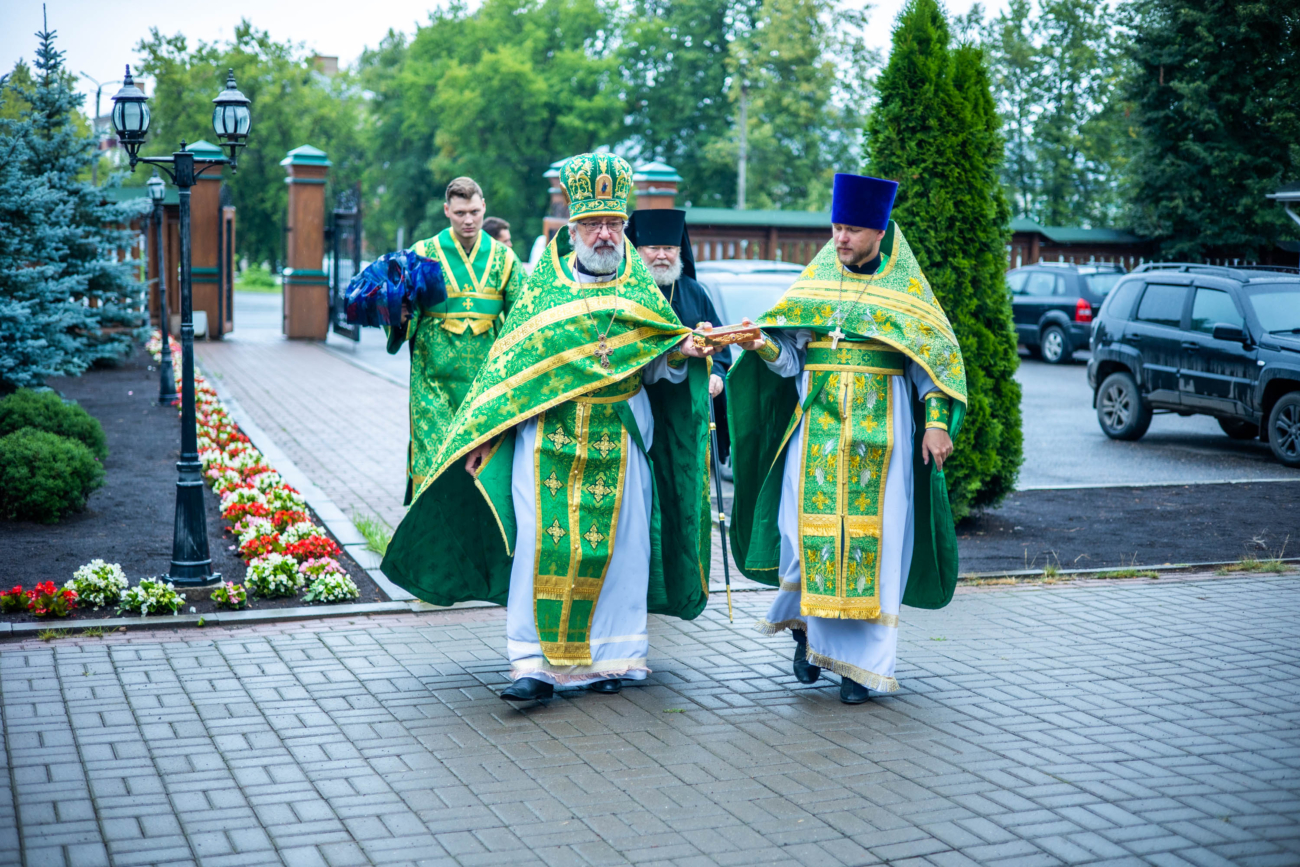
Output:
[3, 574, 1298, 867]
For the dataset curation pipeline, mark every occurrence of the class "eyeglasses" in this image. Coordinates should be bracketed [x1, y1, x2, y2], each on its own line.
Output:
[575, 219, 626, 234]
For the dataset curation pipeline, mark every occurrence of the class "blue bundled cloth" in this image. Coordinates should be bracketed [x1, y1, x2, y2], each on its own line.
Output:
[344, 250, 447, 327]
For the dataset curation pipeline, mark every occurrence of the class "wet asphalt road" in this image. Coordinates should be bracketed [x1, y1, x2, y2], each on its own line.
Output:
[1015, 352, 1298, 488]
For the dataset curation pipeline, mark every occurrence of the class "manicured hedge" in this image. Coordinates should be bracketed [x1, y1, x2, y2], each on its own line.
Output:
[0, 389, 107, 459]
[0, 428, 105, 523]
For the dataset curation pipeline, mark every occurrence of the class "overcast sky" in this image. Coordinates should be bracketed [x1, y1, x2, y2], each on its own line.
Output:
[4, 0, 1007, 121]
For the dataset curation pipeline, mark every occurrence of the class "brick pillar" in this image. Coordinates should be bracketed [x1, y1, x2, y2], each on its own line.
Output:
[542, 158, 570, 244]
[187, 140, 228, 337]
[632, 161, 681, 210]
[281, 145, 331, 339]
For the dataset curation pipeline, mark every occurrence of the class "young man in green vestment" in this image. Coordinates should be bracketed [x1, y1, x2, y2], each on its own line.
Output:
[381, 154, 720, 703]
[387, 177, 524, 504]
[727, 173, 967, 704]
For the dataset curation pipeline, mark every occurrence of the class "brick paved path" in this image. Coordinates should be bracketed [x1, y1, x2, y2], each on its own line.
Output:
[3, 575, 1298, 867]
[195, 321, 411, 530]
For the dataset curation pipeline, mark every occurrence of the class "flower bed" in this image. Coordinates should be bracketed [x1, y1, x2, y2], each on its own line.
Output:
[0, 344, 386, 624]
[149, 332, 361, 607]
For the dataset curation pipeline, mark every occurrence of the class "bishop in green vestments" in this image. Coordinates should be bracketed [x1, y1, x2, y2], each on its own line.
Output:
[728, 174, 967, 704]
[387, 177, 524, 504]
[382, 154, 719, 703]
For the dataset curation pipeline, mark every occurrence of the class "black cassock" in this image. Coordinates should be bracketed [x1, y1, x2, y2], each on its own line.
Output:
[627, 209, 731, 462]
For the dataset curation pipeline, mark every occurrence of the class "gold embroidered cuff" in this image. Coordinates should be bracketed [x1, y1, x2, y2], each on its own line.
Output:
[925, 392, 952, 430]
[756, 333, 781, 363]
[666, 350, 688, 368]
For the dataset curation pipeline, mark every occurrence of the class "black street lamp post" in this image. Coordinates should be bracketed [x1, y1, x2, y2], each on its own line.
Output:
[147, 170, 179, 405]
[111, 65, 251, 587]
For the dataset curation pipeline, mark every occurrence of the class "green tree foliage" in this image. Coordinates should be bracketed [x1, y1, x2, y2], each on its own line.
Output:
[134, 21, 367, 268]
[1123, 0, 1300, 260]
[981, 0, 1126, 227]
[623, 0, 874, 210]
[621, 0, 740, 206]
[867, 0, 1022, 516]
[358, 0, 625, 255]
[1, 21, 145, 392]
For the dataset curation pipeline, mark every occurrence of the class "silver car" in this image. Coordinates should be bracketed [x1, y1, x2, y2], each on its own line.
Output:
[693, 259, 804, 365]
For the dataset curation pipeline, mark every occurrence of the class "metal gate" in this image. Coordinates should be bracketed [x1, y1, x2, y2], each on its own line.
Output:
[328, 185, 362, 341]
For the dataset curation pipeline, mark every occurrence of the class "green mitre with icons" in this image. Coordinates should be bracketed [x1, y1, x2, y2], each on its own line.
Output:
[559, 153, 633, 220]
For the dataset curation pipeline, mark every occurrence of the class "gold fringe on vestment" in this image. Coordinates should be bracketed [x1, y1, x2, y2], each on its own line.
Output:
[753, 617, 806, 635]
[805, 651, 899, 693]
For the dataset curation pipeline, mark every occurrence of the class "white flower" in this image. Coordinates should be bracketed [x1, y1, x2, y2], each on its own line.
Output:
[245, 553, 305, 598]
[67, 560, 129, 608]
[303, 572, 360, 604]
[279, 521, 324, 546]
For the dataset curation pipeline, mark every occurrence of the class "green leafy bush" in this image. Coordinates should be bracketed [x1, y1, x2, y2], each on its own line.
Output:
[117, 579, 186, 616]
[0, 429, 105, 523]
[0, 390, 107, 459]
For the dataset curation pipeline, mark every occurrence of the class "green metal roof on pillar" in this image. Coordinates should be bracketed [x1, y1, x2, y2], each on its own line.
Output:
[633, 161, 683, 183]
[185, 140, 226, 162]
[280, 145, 332, 167]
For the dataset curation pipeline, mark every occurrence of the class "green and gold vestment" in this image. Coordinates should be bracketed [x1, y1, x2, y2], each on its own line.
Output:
[382, 236, 714, 659]
[728, 222, 968, 613]
[388, 228, 523, 504]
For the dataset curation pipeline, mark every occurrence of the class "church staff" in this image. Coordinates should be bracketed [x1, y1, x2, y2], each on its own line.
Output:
[381, 153, 719, 704]
[728, 173, 966, 704]
[387, 178, 523, 505]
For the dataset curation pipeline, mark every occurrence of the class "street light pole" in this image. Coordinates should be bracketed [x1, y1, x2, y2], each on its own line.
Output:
[148, 171, 178, 404]
[79, 72, 120, 187]
[110, 65, 251, 587]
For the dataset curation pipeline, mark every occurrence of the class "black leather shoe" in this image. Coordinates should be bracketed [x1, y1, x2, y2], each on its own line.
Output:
[501, 678, 554, 703]
[839, 676, 870, 704]
[587, 678, 622, 694]
[792, 629, 821, 684]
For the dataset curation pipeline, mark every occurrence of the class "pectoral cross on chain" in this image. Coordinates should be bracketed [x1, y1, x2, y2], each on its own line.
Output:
[828, 325, 846, 350]
[595, 336, 613, 369]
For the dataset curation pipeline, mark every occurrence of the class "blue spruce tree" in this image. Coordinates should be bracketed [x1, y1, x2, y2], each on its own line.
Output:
[0, 70, 97, 391]
[18, 15, 147, 371]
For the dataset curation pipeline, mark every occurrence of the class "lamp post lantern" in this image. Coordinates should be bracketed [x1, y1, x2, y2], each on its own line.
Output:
[147, 170, 179, 405]
[110, 64, 251, 586]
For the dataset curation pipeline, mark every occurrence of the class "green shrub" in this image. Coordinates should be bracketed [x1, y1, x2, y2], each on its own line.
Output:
[0, 389, 107, 459]
[866, 0, 1023, 518]
[0, 429, 105, 523]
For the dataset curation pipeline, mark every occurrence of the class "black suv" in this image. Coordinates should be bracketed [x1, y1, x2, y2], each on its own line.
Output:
[1087, 263, 1300, 467]
[1008, 262, 1126, 363]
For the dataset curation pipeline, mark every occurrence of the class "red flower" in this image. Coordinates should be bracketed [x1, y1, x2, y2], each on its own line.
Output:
[284, 536, 341, 561]
[239, 533, 282, 560]
[223, 501, 271, 522]
[272, 510, 310, 531]
[24, 582, 78, 618]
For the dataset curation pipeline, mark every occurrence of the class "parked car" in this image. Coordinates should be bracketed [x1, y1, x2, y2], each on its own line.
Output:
[694, 259, 804, 364]
[1008, 262, 1126, 363]
[1087, 263, 1300, 467]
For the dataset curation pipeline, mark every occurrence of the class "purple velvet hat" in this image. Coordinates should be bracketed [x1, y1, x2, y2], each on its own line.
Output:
[831, 173, 899, 230]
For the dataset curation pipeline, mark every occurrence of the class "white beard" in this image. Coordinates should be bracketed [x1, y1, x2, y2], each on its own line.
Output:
[569, 223, 623, 275]
[648, 258, 683, 288]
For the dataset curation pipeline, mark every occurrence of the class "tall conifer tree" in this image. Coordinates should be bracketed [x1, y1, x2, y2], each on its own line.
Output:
[866, 0, 1022, 516]
[1123, 0, 1299, 260]
[0, 70, 95, 391]
[20, 17, 147, 366]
